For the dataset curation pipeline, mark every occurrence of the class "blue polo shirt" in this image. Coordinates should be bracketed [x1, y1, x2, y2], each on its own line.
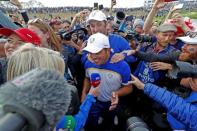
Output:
[81, 33, 136, 64]
[108, 33, 136, 63]
[84, 56, 131, 102]
[134, 42, 177, 83]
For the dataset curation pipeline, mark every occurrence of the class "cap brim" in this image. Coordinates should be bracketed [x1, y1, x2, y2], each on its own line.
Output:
[0, 28, 26, 41]
[158, 29, 177, 32]
[83, 45, 103, 53]
[0, 28, 14, 36]
[177, 36, 197, 44]
[87, 18, 107, 23]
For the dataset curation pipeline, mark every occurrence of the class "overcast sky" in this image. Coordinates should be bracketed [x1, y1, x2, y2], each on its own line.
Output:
[20, 0, 145, 8]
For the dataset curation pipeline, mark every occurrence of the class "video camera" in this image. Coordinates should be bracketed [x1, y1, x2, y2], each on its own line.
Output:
[58, 27, 88, 41]
[113, 11, 126, 30]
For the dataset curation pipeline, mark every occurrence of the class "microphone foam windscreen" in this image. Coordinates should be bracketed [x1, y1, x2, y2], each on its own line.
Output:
[0, 68, 72, 131]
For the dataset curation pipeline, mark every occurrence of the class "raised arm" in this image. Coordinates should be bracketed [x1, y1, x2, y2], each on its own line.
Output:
[10, 0, 29, 24]
[143, 0, 166, 34]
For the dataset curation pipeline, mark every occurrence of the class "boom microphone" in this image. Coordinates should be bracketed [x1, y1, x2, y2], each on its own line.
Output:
[90, 73, 101, 88]
[0, 68, 77, 131]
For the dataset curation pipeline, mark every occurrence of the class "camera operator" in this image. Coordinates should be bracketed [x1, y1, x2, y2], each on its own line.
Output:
[59, 27, 88, 95]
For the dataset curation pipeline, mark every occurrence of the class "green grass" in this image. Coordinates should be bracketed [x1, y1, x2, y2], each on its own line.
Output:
[181, 10, 197, 19]
[153, 9, 197, 25]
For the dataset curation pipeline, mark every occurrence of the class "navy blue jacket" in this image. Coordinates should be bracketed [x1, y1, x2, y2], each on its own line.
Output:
[144, 83, 197, 131]
[134, 43, 177, 83]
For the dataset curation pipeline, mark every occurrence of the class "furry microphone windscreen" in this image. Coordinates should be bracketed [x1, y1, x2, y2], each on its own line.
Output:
[0, 68, 73, 131]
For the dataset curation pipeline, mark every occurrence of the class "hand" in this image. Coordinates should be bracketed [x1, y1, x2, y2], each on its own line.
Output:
[81, 92, 87, 102]
[88, 86, 100, 97]
[75, 11, 86, 20]
[189, 78, 197, 91]
[111, 0, 116, 7]
[150, 62, 172, 71]
[110, 53, 125, 63]
[180, 78, 191, 88]
[130, 74, 145, 90]
[172, 17, 185, 27]
[109, 92, 118, 111]
[152, 0, 166, 10]
[122, 50, 136, 56]
[10, 0, 22, 9]
[171, 4, 182, 12]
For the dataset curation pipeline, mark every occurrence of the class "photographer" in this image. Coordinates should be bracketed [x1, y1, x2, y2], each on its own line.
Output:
[60, 27, 88, 95]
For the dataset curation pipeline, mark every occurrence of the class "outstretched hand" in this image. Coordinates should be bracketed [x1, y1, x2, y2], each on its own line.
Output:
[109, 92, 118, 111]
[130, 74, 145, 90]
[110, 53, 125, 63]
[153, 0, 166, 10]
[10, 0, 22, 9]
[150, 62, 172, 71]
[88, 86, 100, 97]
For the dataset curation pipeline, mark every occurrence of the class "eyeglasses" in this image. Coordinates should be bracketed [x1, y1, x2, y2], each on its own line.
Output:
[185, 31, 197, 38]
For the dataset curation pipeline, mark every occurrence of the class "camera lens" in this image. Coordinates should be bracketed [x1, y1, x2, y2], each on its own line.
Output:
[127, 117, 150, 131]
[62, 33, 71, 41]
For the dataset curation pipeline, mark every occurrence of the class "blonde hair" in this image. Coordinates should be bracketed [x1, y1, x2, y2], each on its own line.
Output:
[7, 43, 65, 80]
[28, 19, 61, 52]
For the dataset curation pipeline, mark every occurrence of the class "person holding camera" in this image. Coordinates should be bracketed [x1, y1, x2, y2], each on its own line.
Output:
[85, 10, 136, 64]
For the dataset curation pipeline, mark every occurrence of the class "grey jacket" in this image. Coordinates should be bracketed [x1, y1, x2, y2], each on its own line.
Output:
[169, 61, 197, 78]
[134, 50, 181, 63]
[134, 51, 197, 78]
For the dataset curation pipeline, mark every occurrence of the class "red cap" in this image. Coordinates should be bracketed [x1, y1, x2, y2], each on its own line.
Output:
[0, 28, 41, 45]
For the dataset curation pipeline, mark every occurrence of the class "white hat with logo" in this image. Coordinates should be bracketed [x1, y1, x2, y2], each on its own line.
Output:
[177, 35, 197, 44]
[83, 33, 110, 53]
[87, 10, 107, 23]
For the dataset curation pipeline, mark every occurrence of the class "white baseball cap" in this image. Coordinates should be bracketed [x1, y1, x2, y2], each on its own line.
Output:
[83, 33, 110, 53]
[87, 10, 107, 23]
[177, 35, 197, 45]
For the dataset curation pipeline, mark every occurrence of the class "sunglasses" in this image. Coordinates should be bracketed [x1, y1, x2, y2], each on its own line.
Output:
[185, 31, 197, 38]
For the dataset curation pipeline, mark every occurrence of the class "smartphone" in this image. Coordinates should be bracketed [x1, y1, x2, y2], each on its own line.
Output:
[94, 3, 98, 10]
[164, 0, 178, 2]
[173, 3, 184, 9]
[99, 5, 103, 10]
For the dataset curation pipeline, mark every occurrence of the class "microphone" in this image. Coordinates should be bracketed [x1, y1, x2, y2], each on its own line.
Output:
[0, 68, 76, 131]
[90, 73, 101, 88]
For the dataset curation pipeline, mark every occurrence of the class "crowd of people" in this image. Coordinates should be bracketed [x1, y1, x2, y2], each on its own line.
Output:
[0, 0, 197, 131]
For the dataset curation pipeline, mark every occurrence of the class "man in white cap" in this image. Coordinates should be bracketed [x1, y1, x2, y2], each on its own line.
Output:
[81, 33, 133, 131]
[86, 10, 136, 63]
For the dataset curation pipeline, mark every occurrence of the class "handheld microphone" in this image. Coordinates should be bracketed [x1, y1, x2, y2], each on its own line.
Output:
[0, 68, 75, 131]
[90, 73, 101, 88]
